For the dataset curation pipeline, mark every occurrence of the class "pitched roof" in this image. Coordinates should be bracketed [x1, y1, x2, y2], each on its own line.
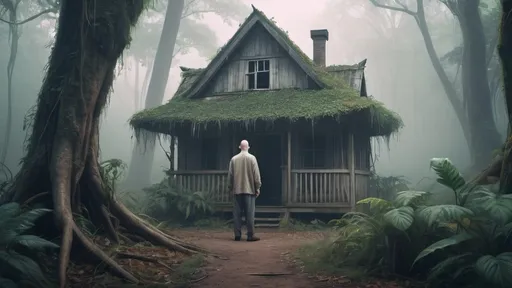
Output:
[129, 6, 403, 137]
[182, 6, 349, 99]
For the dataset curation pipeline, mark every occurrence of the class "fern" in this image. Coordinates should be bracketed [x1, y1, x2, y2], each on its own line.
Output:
[0, 203, 58, 287]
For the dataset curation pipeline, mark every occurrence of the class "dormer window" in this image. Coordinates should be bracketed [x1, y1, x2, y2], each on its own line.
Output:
[247, 60, 270, 90]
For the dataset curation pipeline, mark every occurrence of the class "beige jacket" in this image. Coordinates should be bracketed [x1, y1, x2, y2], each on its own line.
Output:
[228, 151, 261, 195]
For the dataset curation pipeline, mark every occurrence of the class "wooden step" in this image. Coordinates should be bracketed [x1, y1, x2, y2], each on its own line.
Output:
[255, 217, 280, 222]
[255, 223, 280, 228]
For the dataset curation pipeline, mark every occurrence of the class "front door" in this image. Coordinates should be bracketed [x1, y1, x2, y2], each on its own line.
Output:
[239, 134, 282, 206]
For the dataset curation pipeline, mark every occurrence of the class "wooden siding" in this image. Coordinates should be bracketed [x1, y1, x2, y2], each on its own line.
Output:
[206, 24, 310, 94]
[173, 129, 371, 210]
[177, 135, 232, 170]
[291, 132, 349, 169]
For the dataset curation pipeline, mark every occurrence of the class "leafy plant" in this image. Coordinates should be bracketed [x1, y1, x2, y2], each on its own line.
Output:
[368, 172, 410, 200]
[100, 159, 127, 195]
[144, 177, 214, 222]
[0, 202, 59, 287]
[0, 162, 14, 201]
[412, 158, 512, 288]
[320, 157, 506, 283]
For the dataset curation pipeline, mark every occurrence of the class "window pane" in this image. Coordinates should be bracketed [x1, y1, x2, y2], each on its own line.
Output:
[248, 61, 255, 73]
[258, 60, 264, 71]
[264, 60, 270, 71]
[248, 74, 255, 89]
[256, 71, 270, 89]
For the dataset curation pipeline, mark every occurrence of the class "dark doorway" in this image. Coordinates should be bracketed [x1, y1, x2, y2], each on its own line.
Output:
[241, 134, 282, 206]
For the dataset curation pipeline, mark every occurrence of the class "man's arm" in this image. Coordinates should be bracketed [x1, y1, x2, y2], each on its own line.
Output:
[227, 159, 234, 193]
[252, 157, 262, 192]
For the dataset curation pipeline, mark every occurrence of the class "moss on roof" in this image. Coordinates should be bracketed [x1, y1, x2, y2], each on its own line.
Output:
[129, 6, 403, 138]
[130, 88, 403, 137]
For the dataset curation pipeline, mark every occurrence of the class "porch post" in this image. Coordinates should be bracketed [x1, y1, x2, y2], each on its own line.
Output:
[348, 133, 356, 210]
[169, 136, 176, 172]
[287, 130, 292, 205]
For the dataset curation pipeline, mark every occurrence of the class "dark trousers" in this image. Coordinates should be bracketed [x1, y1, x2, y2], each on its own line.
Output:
[233, 194, 256, 237]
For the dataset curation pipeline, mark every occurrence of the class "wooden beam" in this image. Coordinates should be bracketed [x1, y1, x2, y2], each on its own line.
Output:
[348, 133, 356, 210]
[287, 130, 292, 205]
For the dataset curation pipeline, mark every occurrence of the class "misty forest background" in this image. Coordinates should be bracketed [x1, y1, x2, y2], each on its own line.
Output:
[0, 0, 505, 193]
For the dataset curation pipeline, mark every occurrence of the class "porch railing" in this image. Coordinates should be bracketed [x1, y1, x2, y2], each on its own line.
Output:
[290, 169, 352, 205]
[169, 170, 231, 204]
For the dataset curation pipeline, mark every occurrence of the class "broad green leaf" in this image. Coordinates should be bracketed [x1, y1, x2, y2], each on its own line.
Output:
[412, 232, 474, 267]
[0, 202, 20, 226]
[357, 197, 393, 213]
[383, 206, 414, 231]
[430, 158, 465, 190]
[8, 235, 59, 251]
[394, 190, 428, 207]
[475, 253, 512, 287]
[0, 208, 51, 244]
[427, 253, 473, 282]
[0, 277, 17, 288]
[417, 205, 473, 228]
[473, 192, 512, 225]
[0, 251, 50, 286]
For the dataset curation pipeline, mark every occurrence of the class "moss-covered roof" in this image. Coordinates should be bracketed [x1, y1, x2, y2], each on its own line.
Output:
[129, 6, 403, 137]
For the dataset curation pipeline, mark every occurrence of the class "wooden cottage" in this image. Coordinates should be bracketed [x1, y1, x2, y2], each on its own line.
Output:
[130, 7, 402, 216]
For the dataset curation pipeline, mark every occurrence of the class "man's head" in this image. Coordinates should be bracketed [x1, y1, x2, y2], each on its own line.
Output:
[239, 140, 250, 151]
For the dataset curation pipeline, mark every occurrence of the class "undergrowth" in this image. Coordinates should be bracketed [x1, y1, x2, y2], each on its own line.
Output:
[297, 158, 512, 288]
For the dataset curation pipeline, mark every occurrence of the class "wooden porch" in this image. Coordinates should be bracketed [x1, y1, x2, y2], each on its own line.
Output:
[169, 130, 371, 214]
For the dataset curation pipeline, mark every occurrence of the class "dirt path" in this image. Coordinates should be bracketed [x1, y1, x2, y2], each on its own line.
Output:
[175, 229, 329, 288]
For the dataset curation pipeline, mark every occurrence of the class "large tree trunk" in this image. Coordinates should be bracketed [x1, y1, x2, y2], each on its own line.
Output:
[498, 0, 512, 194]
[126, 0, 185, 189]
[1, 1, 203, 287]
[371, 0, 502, 171]
[457, 0, 502, 170]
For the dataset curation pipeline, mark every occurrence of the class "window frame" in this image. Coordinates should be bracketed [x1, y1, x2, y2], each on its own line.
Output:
[247, 59, 270, 90]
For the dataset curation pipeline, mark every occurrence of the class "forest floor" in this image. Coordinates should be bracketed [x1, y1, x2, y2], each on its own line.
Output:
[68, 228, 414, 287]
[173, 229, 408, 288]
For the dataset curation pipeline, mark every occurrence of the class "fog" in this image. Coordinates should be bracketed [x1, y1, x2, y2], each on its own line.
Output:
[0, 0, 505, 186]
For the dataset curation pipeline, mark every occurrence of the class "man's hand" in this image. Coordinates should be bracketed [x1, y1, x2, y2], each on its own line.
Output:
[255, 189, 260, 198]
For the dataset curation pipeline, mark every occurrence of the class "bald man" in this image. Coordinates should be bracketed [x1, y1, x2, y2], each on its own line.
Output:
[228, 140, 262, 241]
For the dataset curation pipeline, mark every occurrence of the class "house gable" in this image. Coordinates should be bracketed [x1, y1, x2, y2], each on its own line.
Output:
[205, 23, 315, 94]
[185, 6, 326, 99]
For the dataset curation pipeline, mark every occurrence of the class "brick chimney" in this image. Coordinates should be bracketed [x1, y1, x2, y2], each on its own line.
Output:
[310, 29, 329, 67]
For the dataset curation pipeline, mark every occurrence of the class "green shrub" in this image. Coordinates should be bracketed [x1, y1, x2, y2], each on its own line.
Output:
[319, 158, 512, 287]
[412, 159, 512, 288]
[144, 177, 215, 223]
[0, 202, 59, 287]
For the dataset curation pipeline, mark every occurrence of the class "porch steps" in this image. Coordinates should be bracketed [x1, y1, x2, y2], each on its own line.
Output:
[241, 213, 282, 228]
[255, 217, 281, 228]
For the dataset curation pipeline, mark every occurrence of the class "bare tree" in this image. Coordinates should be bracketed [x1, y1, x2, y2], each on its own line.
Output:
[370, 0, 501, 170]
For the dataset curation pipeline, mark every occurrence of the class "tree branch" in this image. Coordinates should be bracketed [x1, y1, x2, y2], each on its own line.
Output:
[0, 8, 57, 25]
[369, 0, 417, 16]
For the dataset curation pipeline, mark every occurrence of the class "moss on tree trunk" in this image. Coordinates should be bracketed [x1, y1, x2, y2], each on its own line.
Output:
[0, 1, 204, 287]
[498, 0, 512, 194]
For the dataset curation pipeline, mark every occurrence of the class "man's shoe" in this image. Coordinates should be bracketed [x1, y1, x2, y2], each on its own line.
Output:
[247, 236, 260, 242]
[234, 236, 241, 241]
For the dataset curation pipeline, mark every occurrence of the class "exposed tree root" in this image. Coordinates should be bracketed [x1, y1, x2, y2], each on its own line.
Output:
[116, 252, 174, 271]
[2, 1, 207, 287]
